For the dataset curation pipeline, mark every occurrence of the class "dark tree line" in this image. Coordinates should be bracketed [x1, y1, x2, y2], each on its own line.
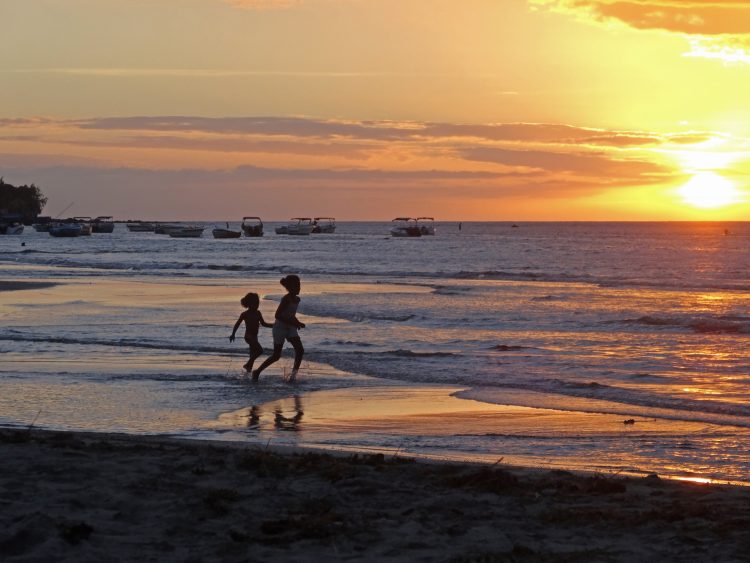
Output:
[0, 178, 48, 222]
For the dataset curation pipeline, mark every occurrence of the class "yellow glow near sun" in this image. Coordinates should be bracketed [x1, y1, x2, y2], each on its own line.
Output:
[678, 172, 739, 209]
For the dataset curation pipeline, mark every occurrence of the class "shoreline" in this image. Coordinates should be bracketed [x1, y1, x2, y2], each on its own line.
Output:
[209, 383, 750, 486]
[2, 426, 749, 562]
[2, 364, 749, 484]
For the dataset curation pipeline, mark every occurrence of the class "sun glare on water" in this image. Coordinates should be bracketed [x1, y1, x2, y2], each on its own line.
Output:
[678, 172, 739, 209]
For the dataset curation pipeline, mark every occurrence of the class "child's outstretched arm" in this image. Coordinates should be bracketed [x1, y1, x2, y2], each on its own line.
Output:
[258, 311, 273, 329]
[229, 313, 244, 342]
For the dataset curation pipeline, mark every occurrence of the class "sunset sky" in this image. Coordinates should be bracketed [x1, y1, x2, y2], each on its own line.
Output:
[2, 0, 750, 220]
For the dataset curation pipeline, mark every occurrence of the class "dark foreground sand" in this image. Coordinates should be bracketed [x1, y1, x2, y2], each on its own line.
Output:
[1, 429, 749, 562]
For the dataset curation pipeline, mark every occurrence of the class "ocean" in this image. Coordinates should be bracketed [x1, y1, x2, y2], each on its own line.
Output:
[2, 221, 750, 482]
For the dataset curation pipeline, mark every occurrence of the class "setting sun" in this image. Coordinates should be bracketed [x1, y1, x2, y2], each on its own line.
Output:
[678, 172, 739, 209]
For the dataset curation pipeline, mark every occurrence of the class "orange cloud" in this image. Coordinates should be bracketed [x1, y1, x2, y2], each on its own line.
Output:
[0, 115, 726, 219]
[533, 1, 750, 35]
[532, 1, 750, 63]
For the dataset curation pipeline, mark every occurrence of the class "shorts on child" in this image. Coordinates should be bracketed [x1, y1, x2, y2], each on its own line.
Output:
[272, 322, 299, 345]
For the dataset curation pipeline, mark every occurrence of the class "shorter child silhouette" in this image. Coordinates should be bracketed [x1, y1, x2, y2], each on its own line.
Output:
[252, 275, 305, 382]
[230, 292, 273, 373]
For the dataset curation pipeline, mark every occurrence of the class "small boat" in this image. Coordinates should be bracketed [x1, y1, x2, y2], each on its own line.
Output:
[158, 224, 186, 236]
[0, 222, 24, 235]
[390, 218, 422, 237]
[126, 222, 156, 232]
[168, 226, 205, 238]
[415, 217, 435, 236]
[212, 223, 242, 239]
[91, 216, 115, 233]
[312, 217, 336, 233]
[241, 217, 264, 237]
[49, 223, 83, 237]
[154, 223, 181, 234]
[72, 217, 93, 236]
[276, 217, 313, 236]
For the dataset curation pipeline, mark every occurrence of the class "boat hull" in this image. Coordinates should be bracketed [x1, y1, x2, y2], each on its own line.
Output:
[212, 229, 242, 239]
[390, 227, 422, 237]
[49, 224, 82, 237]
[168, 228, 205, 238]
[312, 225, 336, 233]
[276, 224, 313, 235]
[242, 226, 264, 237]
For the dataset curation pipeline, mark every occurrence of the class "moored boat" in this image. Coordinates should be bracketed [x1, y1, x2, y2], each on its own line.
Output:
[154, 223, 181, 234]
[212, 223, 242, 239]
[241, 217, 264, 237]
[72, 217, 93, 236]
[312, 217, 336, 233]
[276, 217, 313, 235]
[415, 217, 435, 235]
[159, 224, 186, 236]
[390, 218, 422, 237]
[1, 214, 25, 235]
[168, 226, 205, 238]
[0, 222, 24, 235]
[49, 223, 83, 237]
[92, 216, 115, 233]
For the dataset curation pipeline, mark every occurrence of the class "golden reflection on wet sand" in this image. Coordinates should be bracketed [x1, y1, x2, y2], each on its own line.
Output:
[214, 386, 750, 482]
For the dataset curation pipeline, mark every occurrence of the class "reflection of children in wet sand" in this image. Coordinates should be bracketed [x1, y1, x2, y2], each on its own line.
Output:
[229, 292, 273, 374]
[252, 275, 305, 382]
[274, 396, 304, 430]
[246, 406, 260, 428]
[244, 399, 303, 430]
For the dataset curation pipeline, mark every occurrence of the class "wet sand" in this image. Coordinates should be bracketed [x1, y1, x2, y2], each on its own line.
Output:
[213, 384, 750, 480]
[1, 427, 749, 562]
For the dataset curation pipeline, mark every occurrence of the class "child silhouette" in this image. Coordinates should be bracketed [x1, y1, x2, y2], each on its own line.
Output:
[252, 275, 305, 382]
[229, 292, 273, 374]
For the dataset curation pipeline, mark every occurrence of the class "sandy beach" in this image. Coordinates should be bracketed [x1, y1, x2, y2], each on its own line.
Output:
[2, 427, 749, 562]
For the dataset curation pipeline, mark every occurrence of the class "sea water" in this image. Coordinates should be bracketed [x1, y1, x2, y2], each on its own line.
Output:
[2, 222, 750, 482]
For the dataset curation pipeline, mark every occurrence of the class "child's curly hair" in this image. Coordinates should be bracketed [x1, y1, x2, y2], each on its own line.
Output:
[240, 292, 259, 309]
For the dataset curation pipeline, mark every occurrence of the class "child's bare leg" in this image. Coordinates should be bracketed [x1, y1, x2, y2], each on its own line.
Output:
[288, 338, 304, 382]
[252, 343, 282, 381]
[290, 338, 304, 371]
[245, 342, 264, 373]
